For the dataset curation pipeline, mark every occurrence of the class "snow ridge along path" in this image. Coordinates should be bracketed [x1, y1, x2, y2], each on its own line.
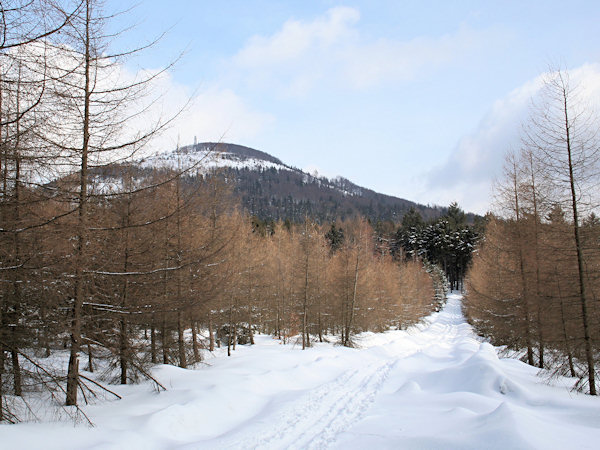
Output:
[2, 293, 600, 449]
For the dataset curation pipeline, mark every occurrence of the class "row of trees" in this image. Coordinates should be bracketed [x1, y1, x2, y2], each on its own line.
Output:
[0, 0, 186, 415]
[393, 203, 480, 290]
[464, 70, 600, 395]
[1, 159, 440, 421]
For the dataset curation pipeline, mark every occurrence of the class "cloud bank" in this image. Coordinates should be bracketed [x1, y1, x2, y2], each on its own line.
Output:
[231, 7, 507, 96]
[124, 69, 274, 155]
[427, 63, 600, 214]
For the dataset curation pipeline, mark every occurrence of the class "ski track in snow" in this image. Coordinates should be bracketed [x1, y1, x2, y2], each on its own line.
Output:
[218, 360, 394, 450]
[3, 293, 600, 450]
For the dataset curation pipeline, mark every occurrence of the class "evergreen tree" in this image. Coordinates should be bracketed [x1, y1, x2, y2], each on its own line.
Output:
[393, 203, 478, 290]
[325, 223, 345, 253]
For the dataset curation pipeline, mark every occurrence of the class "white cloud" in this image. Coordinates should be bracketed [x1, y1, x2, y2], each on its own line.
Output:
[427, 63, 600, 214]
[17, 40, 274, 159]
[231, 7, 507, 95]
[234, 7, 359, 68]
[342, 26, 502, 88]
[171, 86, 275, 148]
[121, 69, 274, 155]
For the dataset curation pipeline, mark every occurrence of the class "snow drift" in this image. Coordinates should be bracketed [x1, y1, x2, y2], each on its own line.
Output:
[1, 293, 599, 449]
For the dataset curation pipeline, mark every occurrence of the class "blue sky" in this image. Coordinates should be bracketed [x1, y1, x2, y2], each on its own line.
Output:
[105, 1, 600, 214]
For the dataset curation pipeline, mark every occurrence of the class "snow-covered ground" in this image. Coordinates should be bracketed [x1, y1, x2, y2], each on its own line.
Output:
[2, 293, 600, 449]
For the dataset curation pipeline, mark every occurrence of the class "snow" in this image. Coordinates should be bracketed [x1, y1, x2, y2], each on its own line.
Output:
[140, 148, 287, 174]
[137, 147, 366, 199]
[2, 293, 600, 449]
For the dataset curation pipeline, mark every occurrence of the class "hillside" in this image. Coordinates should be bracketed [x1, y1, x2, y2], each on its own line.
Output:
[133, 142, 447, 223]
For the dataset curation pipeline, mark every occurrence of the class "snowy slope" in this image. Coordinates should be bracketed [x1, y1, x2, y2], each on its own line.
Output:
[139, 143, 290, 174]
[2, 294, 600, 449]
[140, 143, 386, 200]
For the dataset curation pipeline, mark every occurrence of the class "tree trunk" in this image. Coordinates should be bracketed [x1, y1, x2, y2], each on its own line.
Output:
[227, 305, 233, 357]
[302, 251, 309, 350]
[119, 316, 127, 384]
[318, 307, 323, 343]
[87, 343, 94, 374]
[41, 305, 51, 358]
[177, 310, 187, 368]
[119, 194, 132, 384]
[10, 93, 23, 398]
[208, 313, 214, 352]
[345, 251, 360, 347]
[563, 90, 596, 395]
[528, 155, 544, 369]
[11, 348, 21, 396]
[191, 321, 200, 363]
[150, 317, 157, 364]
[557, 276, 576, 378]
[66, 1, 92, 406]
[161, 318, 169, 365]
[232, 324, 237, 351]
[174, 146, 187, 369]
[511, 162, 534, 366]
[10, 297, 22, 398]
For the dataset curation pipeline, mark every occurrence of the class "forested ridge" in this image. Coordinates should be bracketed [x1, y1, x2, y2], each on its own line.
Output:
[140, 141, 456, 224]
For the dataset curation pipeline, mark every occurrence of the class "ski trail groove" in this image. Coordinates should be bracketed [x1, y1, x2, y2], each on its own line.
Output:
[299, 361, 394, 450]
[221, 360, 393, 449]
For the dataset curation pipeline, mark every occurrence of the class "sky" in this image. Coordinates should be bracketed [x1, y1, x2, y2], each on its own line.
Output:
[104, 0, 600, 214]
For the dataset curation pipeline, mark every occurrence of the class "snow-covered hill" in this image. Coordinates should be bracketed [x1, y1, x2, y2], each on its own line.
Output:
[129, 141, 447, 222]
[2, 294, 599, 449]
[140, 143, 290, 174]
[139, 142, 365, 197]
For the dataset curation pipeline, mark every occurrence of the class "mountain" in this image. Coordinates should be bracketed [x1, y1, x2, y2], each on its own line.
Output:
[137, 142, 447, 224]
[90, 142, 447, 224]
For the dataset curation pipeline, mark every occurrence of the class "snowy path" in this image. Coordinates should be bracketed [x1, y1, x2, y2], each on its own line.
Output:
[2, 293, 600, 449]
[334, 294, 600, 449]
[215, 359, 394, 449]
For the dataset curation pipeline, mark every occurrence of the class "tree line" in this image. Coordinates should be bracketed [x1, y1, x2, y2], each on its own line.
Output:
[211, 163, 443, 224]
[0, 0, 442, 422]
[464, 69, 600, 395]
[392, 203, 481, 291]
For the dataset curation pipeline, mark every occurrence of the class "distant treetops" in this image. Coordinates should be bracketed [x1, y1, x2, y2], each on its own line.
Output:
[392, 203, 481, 291]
